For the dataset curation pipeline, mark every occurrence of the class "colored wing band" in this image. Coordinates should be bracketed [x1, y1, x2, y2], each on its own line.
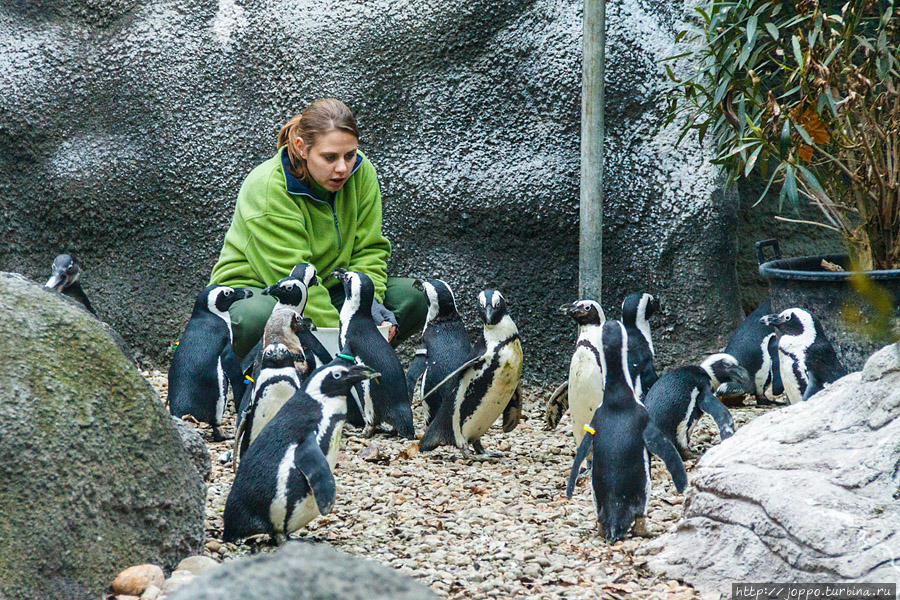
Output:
[583, 425, 596, 435]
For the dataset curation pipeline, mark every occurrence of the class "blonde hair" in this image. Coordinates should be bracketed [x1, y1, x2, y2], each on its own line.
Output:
[276, 98, 360, 184]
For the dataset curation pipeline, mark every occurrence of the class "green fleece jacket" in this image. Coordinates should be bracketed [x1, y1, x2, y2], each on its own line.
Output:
[209, 147, 391, 327]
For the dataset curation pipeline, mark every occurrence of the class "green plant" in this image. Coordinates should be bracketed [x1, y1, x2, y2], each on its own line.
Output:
[666, 0, 900, 270]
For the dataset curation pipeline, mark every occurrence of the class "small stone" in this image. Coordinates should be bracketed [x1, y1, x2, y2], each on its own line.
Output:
[205, 540, 222, 553]
[175, 555, 219, 576]
[112, 565, 165, 596]
[117, 596, 140, 600]
[140, 584, 161, 600]
[163, 570, 196, 595]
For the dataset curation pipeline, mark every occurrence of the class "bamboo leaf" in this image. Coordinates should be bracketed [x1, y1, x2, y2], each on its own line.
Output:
[745, 144, 763, 177]
[795, 164, 831, 204]
[754, 162, 784, 207]
[780, 120, 791, 156]
[781, 165, 799, 210]
[791, 35, 804, 69]
[765, 22, 779, 40]
[747, 15, 757, 44]
[794, 122, 813, 145]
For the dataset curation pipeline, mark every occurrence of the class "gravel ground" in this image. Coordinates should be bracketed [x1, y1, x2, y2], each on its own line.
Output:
[143, 368, 771, 600]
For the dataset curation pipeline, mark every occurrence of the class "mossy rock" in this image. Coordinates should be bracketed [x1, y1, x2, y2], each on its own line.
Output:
[0, 273, 205, 600]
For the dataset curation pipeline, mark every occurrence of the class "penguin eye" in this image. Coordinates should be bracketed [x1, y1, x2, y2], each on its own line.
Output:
[331, 371, 341, 380]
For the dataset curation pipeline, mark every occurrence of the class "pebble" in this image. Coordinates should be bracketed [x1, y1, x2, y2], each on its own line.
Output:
[111, 565, 164, 596]
[144, 369, 771, 600]
[175, 555, 220, 576]
[140, 585, 161, 600]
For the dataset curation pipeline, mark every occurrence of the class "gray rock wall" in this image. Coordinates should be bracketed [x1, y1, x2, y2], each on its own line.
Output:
[0, 274, 206, 600]
[0, 0, 742, 380]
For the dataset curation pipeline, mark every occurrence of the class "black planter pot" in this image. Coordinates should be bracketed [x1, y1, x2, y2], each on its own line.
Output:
[757, 239, 900, 371]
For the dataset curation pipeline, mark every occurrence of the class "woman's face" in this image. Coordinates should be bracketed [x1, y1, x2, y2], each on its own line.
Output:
[297, 129, 358, 192]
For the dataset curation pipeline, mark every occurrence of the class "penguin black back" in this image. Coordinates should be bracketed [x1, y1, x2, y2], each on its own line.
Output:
[621, 292, 659, 398]
[334, 268, 414, 438]
[723, 300, 783, 402]
[414, 278, 472, 425]
[168, 285, 252, 440]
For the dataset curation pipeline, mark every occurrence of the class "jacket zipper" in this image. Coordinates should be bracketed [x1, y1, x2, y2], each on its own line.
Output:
[302, 194, 342, 250]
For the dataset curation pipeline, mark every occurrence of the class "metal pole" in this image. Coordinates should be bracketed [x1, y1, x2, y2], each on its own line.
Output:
[579, 0, 605, 302]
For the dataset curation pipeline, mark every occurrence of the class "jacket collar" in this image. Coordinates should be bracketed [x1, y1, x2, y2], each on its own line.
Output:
[281, 147, 364, 201]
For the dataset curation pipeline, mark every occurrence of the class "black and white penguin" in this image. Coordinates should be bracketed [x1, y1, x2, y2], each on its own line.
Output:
[566, 320, 687, 541]
[241, 263, 329, 373]
[419, 290, 523, 457]
[621, 292, 660, 399]
[44, 254, 96, 315]
[168, 285, 253, 441]
[719, 300, 784, 404]
[223, 361, 379, 543]
[333, 268, 415, 439]
[643, 360, 738, 459]
[760, 308, 847, 404]
[544, 301, 606, 453]
[405, 279, 473, 426]
[234, 343, 303, 465]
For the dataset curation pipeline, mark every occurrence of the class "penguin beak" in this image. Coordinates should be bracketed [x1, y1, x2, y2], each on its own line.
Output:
[760, 314, 787, 327]
[412, 279, 424, 292]
[345, 365, 380, 385]
[45, 272, 66, 291]
[559, 303, 584, 318]
[234, 288, 254, 300]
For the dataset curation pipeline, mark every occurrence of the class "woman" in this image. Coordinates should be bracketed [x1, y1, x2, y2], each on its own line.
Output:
[209, 98, 426, 358]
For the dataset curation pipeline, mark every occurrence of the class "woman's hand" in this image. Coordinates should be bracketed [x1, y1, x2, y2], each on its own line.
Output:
[372, 301, 398, 342]
[382, 322, 398, 342]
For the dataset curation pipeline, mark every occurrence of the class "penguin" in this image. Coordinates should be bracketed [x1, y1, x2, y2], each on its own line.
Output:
[566, 320, 687, 541]
[419, 289, 523, 457]
[44, 254, 96, 315]
[543, 301, 606, 455]
[760, 308, 847, 404]
[718, 300, 785, 405]
[241, 263, 327, 374]
[405, 279, 473, 426]
[621, 292, 660, 399]
[643, 359, 739, 459]
[234, 343, 303, 465]
[168, 285, 252, 441]
[333, 268, 415, 439]
[223, 361, 379, 544]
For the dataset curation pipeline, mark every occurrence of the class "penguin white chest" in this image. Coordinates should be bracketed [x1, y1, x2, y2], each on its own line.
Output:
[569, 345, 603, 448]
[250, 381, 297, 446]
[778, 347, 805, 404]
[287, 495, 320, 534]
[460, 340, 523, 440]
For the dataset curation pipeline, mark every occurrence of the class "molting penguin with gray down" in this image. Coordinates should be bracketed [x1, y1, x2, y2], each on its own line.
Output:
[760, 307, 847, 404]
[419, 289, 523, 458]
[44, 254, 96, 315]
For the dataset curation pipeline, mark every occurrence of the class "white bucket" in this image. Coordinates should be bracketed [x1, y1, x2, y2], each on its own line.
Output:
[311, 324, 392, 357]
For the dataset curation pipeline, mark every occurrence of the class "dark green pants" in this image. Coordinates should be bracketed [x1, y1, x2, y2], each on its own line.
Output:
[228, 276, 427, 359]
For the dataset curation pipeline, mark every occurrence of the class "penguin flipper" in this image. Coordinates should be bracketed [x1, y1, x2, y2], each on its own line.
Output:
[420, 355, 487, 405]
[640, 362, 659, 394]
[406, 348, 427, 402]
[697, 391, 735, 440]
[801, 371, 823, 402]
[502, 384, 522, 433]
[766, 335, 784, 396]
[295, 436, 336, 516]
[642, 420, 687, 493]
[241, 339, 262, 376]
[566, 431, 594, 498]
[544, 381, 569, 430]
[222, 345, 247, 406]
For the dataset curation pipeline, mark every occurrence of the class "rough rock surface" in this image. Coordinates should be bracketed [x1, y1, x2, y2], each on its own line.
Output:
[169, 542, 437, 600]
[171, 416, 212, 481]
[0, 0, 741, 378]
[0, 274, 206, 600]
[642, 344, 900, 595]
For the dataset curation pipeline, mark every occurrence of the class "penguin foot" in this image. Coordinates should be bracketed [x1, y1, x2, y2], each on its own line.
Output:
[361, 423, 376, 438]
[756, 396, 787, 406]
[474, 450, 504, 461]
[632, 517, 652, 538]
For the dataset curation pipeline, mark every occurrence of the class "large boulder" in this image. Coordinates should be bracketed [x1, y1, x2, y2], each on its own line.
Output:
[0, 0, 741, 378]
[169, 541, 437, 600]
[641, 344, 900, 594]
[0, 274, 206, 600]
